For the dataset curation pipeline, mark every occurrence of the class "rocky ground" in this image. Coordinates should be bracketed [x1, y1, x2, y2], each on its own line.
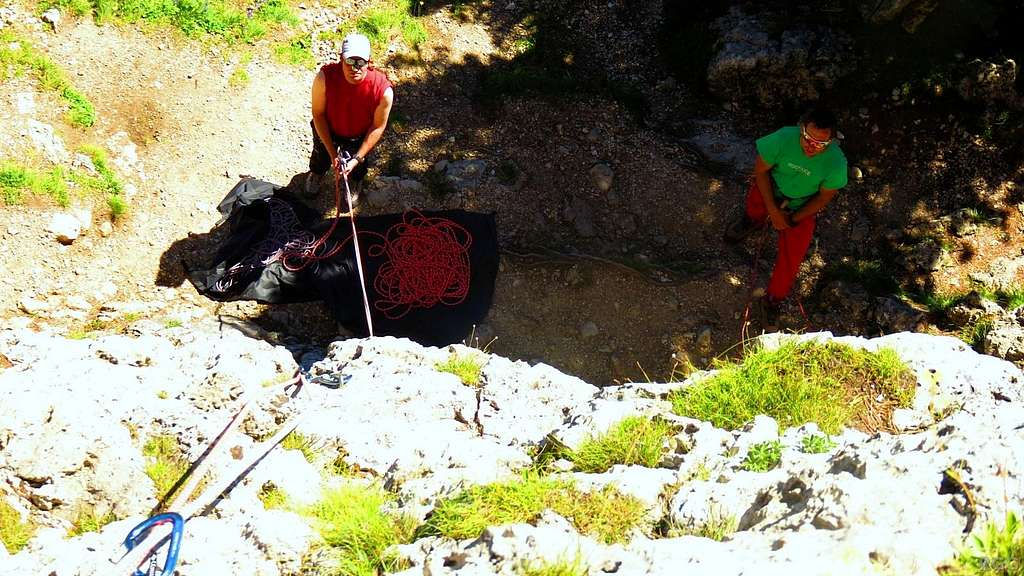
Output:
[2, 321, 1024, 575]
[2, 1, 1024, 386]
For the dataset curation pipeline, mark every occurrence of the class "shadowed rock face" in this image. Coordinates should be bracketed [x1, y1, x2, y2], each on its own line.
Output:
[2, 319, 1024, 575]
[706, 8, 857, 109]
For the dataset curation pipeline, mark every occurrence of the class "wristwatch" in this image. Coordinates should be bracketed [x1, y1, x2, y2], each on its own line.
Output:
[353, 155, 364, 164]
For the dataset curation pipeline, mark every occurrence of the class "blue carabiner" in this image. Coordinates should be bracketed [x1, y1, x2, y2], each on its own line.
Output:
[123, 512, 184, 576]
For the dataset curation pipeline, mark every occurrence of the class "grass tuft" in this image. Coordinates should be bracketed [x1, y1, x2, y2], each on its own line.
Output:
[273, 33, 315, 69]
[0, 497, 36, 554]
[45, 0, 297, 44]
[355, 0, 428, 53]
[569, 416, 671, 473]
[741, 440, 782, 472]
[258, 482, 288, 510]
[67, 505, 117, 537]
[0, 33, 96, 128]
[421, 473, 646, 544]
[668, 340, 916, 435]
[306, 483, 416, 576]
[435, 352, 484, 387]
[142, 434, 190, 502]
[282, 431, 319, 463]
[518, 555, 586, 576]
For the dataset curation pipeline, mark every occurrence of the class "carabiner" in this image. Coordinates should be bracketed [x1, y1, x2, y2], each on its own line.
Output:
[123, 512, 184, 576]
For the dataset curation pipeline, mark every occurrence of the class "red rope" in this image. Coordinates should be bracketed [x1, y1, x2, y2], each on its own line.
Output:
[369, 211, 472, 319]
[275, 169, 474, 323]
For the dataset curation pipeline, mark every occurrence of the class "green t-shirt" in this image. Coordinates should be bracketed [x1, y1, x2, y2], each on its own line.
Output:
[755, 126, 848, 209]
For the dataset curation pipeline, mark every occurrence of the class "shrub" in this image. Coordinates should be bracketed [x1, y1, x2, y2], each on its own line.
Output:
[422, 473, 646, 544]
[306, 483, 416, 576]
[668, 340, 916, 435]
[569, 416, 671, 473]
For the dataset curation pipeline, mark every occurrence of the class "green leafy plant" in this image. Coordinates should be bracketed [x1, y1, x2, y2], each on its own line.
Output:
[800, 434, 836, 454]
[668, 341, 915, 435]
[741, 441, 782, 472]
[0, 497, 36, 554]
[421, 473, 646, 544]
[948, 511, 1024, 575]
[306, 482, 416, 576]
[435, 352, 484, 387]
[569, 416, 671, 472]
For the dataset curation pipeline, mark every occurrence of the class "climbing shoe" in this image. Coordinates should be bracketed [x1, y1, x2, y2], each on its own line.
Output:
[724, 213, 761, 244]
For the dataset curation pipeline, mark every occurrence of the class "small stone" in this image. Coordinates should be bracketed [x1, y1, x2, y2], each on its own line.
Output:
[41, 8, 60, 27]
[48, 213, 81, 245]
[99, 221, 113, 237]
[19, 296, 49, 315]
[588, 163, 614, 193]
[579, 321, 599, 339]
[850, 166, 863, 181]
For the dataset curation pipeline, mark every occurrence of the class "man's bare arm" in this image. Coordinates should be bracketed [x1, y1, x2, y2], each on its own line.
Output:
[311, 71, 337, 167]
[754, 154, 788, 230]
[355, 87, 394, 160]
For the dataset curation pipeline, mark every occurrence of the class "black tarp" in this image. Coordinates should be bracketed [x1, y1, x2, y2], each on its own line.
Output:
[188, 178, 499, 346]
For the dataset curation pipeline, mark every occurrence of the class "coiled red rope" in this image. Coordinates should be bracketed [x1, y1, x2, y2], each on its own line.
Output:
[369, 211, 472, 319]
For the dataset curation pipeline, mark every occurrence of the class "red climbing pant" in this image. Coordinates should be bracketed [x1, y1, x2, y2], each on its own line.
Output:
[744, 181, 816, 302]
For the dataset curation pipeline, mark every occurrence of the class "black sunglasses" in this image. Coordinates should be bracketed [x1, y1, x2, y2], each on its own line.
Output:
[344, 57, 368, 69]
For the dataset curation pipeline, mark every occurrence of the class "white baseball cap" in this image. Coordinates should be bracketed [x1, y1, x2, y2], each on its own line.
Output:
[341, 33, 371, 61]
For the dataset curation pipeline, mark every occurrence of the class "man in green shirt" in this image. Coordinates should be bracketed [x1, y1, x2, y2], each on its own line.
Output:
[724, 108, 848, 329]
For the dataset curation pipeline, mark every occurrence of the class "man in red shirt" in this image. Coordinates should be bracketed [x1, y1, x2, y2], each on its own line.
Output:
[306, 33, 395, 197]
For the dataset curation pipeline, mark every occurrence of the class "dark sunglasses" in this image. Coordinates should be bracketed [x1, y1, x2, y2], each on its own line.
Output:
[800, 124, 832, 149]
[344, 57, 368, 69]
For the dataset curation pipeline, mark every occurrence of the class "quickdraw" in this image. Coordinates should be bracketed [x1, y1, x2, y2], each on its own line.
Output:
[122, 513, 183, 576]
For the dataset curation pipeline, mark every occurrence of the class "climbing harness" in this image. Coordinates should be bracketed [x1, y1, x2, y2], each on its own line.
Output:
[111, 372, 308, 575]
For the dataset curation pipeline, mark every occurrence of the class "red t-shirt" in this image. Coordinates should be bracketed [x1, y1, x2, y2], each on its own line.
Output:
[322, 64, 392, 139]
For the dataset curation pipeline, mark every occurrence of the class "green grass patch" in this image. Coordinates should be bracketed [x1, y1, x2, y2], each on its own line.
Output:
[0, 32, 96, 128]
[435, 352, 484, 387]
[306, 483, 416, 576]
[1, 163, 71, 207]
[960, 317, 994, 350]
[258, 482, 288, 510]
[0, 497, 36, 554]
[228, 53, 251, 86]
[741, 440, 782, 472]
[916, 289, 970, 315]
[664, 506, 737, 541]
[518, 555, 586, 576]
[44, 0, 298, 45]
[947, 511, 1024, 575]
[143, 434, 190, 502]
[421, 473, 646, 544]
[668, 340, 916, 435]
[273, 33, 315, 69]
[569, 416, 671, 473]
[355, 0, 428, 53]
[67, 505, 116, 537]
[164, 319, 183, 328]
[800, 434, 836, 454]
[282, 431, 318, 463]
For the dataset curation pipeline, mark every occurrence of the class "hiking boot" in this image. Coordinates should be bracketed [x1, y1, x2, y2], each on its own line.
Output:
[759, 296, 782, 332]
[724, 213, 761, 244]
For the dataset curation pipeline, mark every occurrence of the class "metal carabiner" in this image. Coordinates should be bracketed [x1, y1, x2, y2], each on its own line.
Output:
[123, 512, 184, 576]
